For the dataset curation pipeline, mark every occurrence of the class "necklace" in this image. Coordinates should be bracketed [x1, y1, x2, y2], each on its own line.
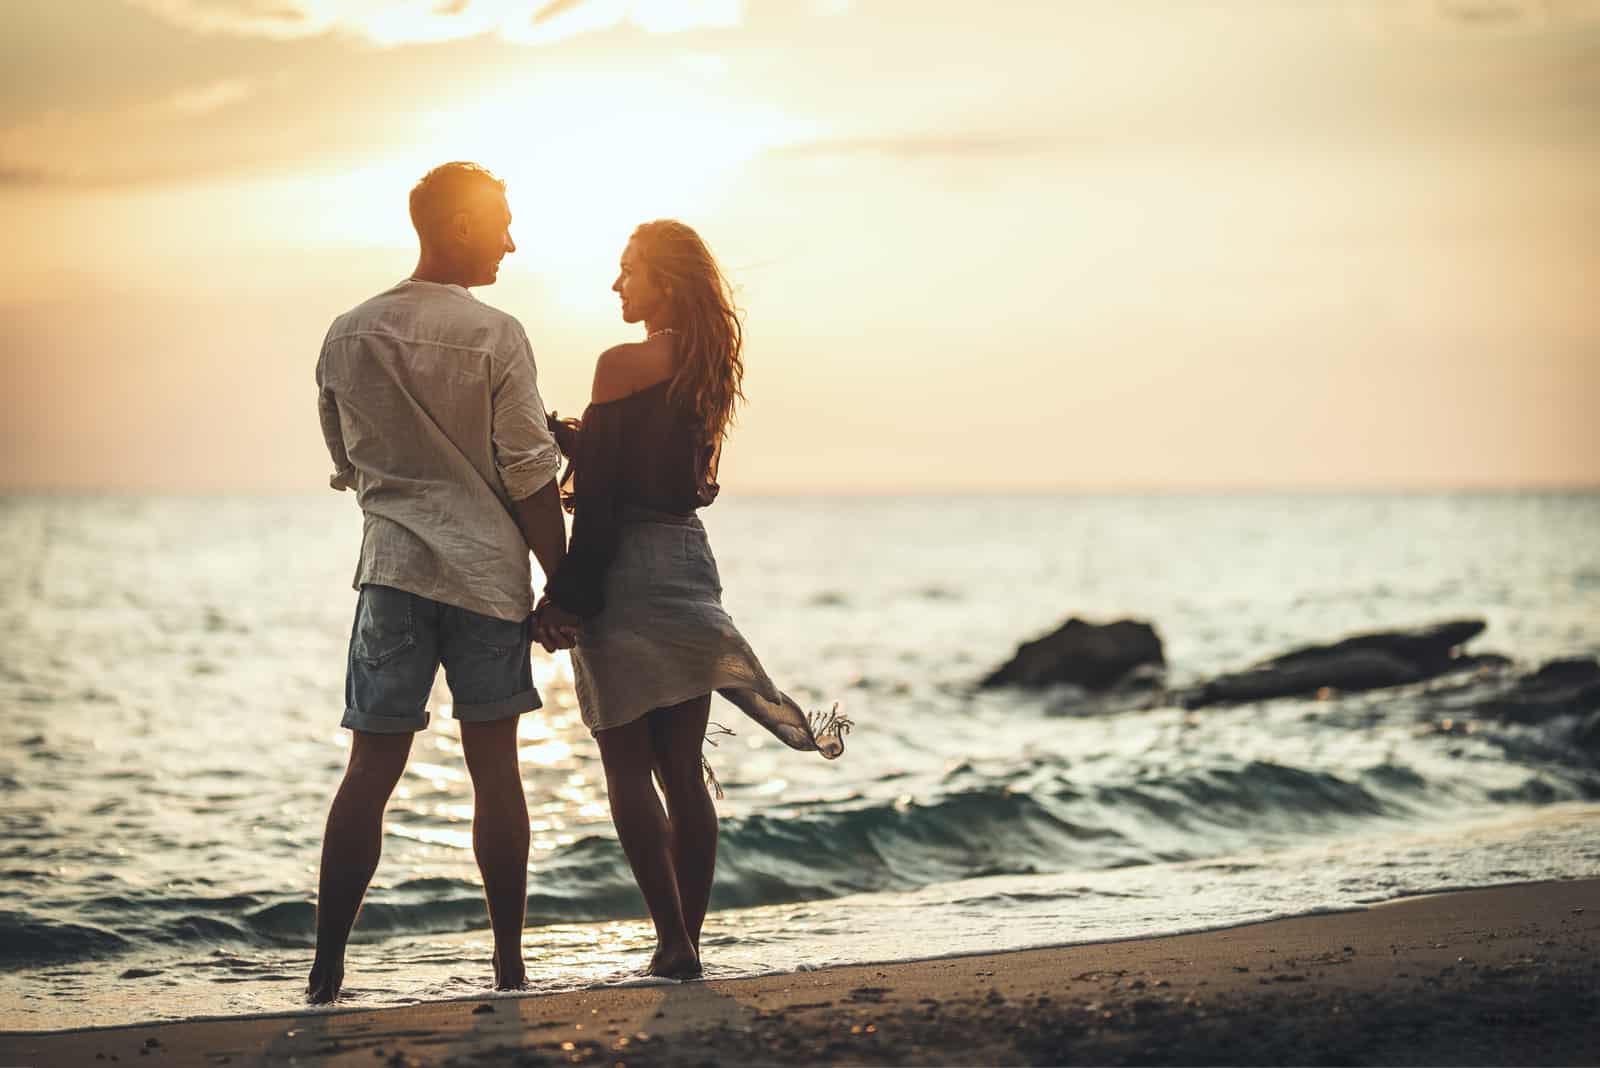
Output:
[646, 327, 677, 340]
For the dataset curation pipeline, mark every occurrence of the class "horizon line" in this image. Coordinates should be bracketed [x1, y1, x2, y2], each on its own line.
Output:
[3, 482, 1598, 500]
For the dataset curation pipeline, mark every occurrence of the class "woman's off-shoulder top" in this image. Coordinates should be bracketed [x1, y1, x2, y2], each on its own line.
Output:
[543, 380, 720, 618]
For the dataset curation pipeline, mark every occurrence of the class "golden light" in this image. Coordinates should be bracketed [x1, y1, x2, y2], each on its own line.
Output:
[282, 70, 815, 300]
[518, 739, 574, 765]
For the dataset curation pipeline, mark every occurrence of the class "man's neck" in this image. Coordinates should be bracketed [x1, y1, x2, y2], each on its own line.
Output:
[410, 257, 473, 289]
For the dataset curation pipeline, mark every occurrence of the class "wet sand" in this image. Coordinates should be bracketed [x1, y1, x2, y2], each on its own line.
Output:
[4, 878, 1597, 1067]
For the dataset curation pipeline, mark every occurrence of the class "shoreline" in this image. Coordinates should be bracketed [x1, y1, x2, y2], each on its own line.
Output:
[5, 877, 1597, 1066]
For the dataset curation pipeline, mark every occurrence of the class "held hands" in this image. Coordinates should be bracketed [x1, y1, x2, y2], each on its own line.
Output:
[532, 596, 582, 653]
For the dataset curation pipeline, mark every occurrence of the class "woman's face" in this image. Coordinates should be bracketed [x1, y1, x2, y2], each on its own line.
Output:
[613, 238, 669, 325]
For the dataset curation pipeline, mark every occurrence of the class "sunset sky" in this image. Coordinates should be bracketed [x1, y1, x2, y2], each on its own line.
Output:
[4, 0, 1597, 492]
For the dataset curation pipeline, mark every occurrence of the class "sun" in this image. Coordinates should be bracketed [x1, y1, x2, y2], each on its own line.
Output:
[299, 70, 812, 274]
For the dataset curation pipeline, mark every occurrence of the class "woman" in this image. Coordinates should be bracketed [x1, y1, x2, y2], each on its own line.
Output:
[536, 220, 849, 979]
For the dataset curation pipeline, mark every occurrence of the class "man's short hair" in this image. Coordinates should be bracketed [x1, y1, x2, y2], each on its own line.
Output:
[409, 161, 506, 244]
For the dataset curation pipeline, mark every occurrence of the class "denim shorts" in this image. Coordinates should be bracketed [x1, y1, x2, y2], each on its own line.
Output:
[342, 584, 540, 734]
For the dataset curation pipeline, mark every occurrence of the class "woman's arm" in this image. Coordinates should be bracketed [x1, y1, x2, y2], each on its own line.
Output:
[543, 403, 622, 619]
[542, 350, 649, 620]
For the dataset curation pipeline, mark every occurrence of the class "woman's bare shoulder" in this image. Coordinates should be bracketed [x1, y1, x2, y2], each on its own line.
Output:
[591, 340, 672, 403]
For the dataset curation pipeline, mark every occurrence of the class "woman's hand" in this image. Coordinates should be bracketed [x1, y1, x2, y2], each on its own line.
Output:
[532, 597, 582, 653]
[547, 412, 581, 456]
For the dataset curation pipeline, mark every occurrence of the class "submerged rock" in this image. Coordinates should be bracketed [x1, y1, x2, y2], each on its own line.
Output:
[1180, 619, 1489, 709]
[1185, 649, 1423, 706]
[1253, 619, 1486, 675]
[1473, 657, 1600, 726]
[980, 618, 1164, 691]
[1574, 709, 1600, 753]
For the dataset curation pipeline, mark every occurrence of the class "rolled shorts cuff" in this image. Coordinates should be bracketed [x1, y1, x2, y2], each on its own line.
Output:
[341, 706, 431, 734]
[452, 688, 542, 724]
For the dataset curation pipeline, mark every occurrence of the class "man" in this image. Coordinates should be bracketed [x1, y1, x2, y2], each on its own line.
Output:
[309, 161, 571, 1003]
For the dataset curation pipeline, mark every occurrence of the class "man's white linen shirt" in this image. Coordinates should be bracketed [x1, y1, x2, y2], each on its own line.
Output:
[316, 278, 563, 622]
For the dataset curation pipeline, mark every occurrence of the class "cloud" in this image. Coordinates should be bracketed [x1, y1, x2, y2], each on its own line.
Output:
[165, 79, 254, 115]
[124, 0, 337, 40]
[1, 80, 267, 188]
[123, 0, 745, 47]
[773, 132, 1075, 162]
[0, 165, 53, 187]
[1351, 0, 1600, 36]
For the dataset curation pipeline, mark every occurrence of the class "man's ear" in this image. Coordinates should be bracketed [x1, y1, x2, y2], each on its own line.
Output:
[449, 209, 472, 244]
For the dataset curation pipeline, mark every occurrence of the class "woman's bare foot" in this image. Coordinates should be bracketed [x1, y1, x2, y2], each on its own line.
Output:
[647, 945, 702, 980]
[493, 954, 527, 990]
[307, 958, 344, 1004]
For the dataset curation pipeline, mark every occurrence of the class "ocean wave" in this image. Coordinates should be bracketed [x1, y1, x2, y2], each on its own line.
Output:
[0, 756, 1512, 964]
[0, 912, 130, 969]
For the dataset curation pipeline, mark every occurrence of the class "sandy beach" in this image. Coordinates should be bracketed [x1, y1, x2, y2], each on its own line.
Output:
[5, 877, 1596, 1067]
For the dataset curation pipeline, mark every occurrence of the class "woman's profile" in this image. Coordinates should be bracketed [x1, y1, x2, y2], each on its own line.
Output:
[536, 219, 849, 979]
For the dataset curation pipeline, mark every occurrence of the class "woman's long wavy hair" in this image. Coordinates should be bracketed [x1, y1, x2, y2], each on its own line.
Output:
[632, 220, 746, 450]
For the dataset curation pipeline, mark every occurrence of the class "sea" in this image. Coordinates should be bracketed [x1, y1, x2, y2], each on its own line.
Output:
[2, 491, 1598, 1032]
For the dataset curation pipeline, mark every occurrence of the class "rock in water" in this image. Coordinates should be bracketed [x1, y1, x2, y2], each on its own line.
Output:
[1180, 619, 1488, 708]
[1255, 619, 1486, 675]
[980, 618, 1164, 690]
[1474, 657, 1600, 726]
[1574, 709, 1600, 754]
[1189, 649, 1424, 706]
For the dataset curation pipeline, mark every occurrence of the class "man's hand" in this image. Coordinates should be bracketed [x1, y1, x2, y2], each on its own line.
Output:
[533, 598, 582, 653]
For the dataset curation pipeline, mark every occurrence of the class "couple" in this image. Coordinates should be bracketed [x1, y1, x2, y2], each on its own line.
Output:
[308, 161, 847, 1003]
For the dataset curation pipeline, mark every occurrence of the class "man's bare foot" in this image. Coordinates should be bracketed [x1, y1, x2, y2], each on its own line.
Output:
[307, 959, 343, 1004]
[647, 945, 702, 980]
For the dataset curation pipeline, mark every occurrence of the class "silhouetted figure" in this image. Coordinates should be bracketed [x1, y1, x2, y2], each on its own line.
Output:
[308, 162, 569, 1003]
[535, 221, 849, 979]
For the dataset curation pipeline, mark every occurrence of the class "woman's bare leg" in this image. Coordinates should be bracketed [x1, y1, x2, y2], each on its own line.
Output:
[648, 695, 717, 952]
[595, 716, 700, 978]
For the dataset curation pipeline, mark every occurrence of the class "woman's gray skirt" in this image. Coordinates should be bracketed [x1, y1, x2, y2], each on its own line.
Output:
[570, 507, 848, 762]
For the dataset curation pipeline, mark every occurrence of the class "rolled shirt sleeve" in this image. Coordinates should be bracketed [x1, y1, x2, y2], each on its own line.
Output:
[492, 331, 563, 501]
[316, 354, 356, 492]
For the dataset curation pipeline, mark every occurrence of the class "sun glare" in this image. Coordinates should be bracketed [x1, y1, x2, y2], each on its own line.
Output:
[290, 72, 812, 292]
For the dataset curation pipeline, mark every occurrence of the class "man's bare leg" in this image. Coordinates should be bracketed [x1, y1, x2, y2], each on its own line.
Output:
[460, 716, 530, 989]
[308, 729, 413, 1003]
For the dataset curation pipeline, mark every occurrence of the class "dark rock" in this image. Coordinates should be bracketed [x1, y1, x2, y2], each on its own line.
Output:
[1045, 662, 1170, 717]
[1185, 649, 1423, 707]
[1255, 619, 1485, 675]
[1575, 710, 1600, 753]
[980, 618, 1164, 690]
[1180, 620, 1487, 709]
[1474, 657, 1600, 726]
[1435, 652, 1514, 676]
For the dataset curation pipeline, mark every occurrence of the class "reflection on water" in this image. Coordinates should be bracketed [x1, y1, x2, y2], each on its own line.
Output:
[0, 492, 1598, 1030]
